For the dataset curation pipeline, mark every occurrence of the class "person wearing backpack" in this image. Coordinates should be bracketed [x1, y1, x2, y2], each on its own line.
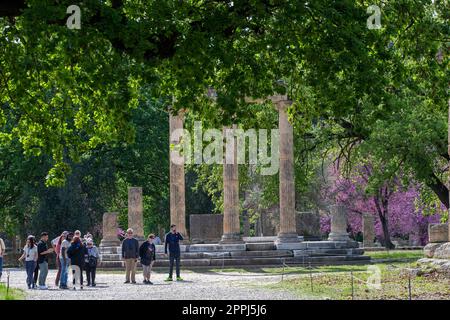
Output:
[139, 234, 157, 284]
[84, 239, 99, 287]
[67, 236, 87, 290]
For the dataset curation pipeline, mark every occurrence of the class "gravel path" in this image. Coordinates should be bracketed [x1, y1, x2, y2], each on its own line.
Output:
[3, 268, 298, 300]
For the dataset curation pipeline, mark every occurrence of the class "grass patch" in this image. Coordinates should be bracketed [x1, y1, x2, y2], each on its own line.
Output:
[204, 265, 370, 275]
[264, 262, 450, 300]
[365, 250, 423, 260]
[0, 283, 24, 300]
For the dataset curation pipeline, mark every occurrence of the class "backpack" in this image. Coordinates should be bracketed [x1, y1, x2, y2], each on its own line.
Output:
[88, 255, 98, 268]
[85, 247, 98, 268]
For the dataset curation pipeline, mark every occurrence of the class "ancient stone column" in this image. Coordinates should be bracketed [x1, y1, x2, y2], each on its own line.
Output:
[169, 111, 188, 239]
[328, 205, 350, 241]
[128, 187, 144, 241]
[221, 125, 242, 243]
[275, 100, 299, 245]
[362, 213, 375, 247]
[100, 212, 120, 247]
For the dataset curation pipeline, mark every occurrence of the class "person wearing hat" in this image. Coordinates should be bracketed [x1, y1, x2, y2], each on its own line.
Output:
[18, 235, 38, 289]
[84, 239, 99, 287]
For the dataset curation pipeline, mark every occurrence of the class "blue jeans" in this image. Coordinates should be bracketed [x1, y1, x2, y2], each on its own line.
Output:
[0, 256, 3, 279]
[25, 261, 36, 288]
[59, 257, 70, 287]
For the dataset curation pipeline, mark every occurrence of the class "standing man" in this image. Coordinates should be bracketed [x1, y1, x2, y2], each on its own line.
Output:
[37, 232, 53, 289]
[164, 224, 183, 281]
[121, 228, 139, 284]
[0, 236, 5, 281]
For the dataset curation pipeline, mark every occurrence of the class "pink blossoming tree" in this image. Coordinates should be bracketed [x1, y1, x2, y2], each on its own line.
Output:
[321, 164, 442, 248]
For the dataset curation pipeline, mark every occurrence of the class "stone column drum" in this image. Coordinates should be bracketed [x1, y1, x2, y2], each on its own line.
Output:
[128, 187, 144, 241]
[328, 205, 350, 241]
[275, 100, 299, 245]
[169, 111, 188, 239]
[100, 212, 121, 247]
[221, 125, 242, 243]
[362, 213, 375, 247]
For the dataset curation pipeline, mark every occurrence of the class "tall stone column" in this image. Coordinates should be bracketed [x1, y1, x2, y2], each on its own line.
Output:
[275, 100, 299, 246]
[328, 205, 350, 241]
[100, 212, 120, 247]
[169, 111, 188, 239]
[128, 187, 144, 241]
[362, 213, 375, 247]
[221, 125, 242, 243]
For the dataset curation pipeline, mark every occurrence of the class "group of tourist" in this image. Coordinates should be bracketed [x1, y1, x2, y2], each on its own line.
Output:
[13, 223, 184, 289]
[18, 230, 99, 290]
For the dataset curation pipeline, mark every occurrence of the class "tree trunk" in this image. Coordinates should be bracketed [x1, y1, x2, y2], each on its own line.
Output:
[426, 173, 449, 209]
[374, 195, 395, 249]
[379, 214, 395, 249]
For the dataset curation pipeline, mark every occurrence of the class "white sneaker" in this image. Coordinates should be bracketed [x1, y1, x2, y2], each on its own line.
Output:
[39, 285, 48, 290]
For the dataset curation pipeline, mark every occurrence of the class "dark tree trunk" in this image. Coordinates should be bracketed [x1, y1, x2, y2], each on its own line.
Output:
[426, 173, 449, 210]
[378, 214, 395, 249]
[374, 193, 395, 250]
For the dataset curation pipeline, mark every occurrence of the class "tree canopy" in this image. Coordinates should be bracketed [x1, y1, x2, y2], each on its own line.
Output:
[0, 0, 448, 236]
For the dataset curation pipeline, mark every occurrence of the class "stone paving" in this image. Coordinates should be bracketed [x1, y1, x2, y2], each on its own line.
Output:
[3, 268, 298, 300]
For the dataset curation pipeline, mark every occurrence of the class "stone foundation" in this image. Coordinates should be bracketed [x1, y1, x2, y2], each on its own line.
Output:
[99, 237, 368, 268]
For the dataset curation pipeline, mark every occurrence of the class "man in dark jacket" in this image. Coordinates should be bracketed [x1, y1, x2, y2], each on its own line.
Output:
[164, 224, 183, 281]
[122, 228, 139, 284]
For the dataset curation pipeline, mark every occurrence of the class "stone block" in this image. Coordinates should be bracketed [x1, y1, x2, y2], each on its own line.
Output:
[434, 242, 450, 259]
[362, 213, 375, 247]
[328, 205, 350, 241]
[219, 244, 246, 251]
[428, 223, 448, 243]
[189, 214, 223, 243]
[296, 211, 320, 237]
[246, 242, 275, 251]
[275, 242, 307, 250]
[243, 236, 277, 243]
[423, 243, 443, 258]
[304, 241, 335, 249]
[100, 212, 121, 247]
